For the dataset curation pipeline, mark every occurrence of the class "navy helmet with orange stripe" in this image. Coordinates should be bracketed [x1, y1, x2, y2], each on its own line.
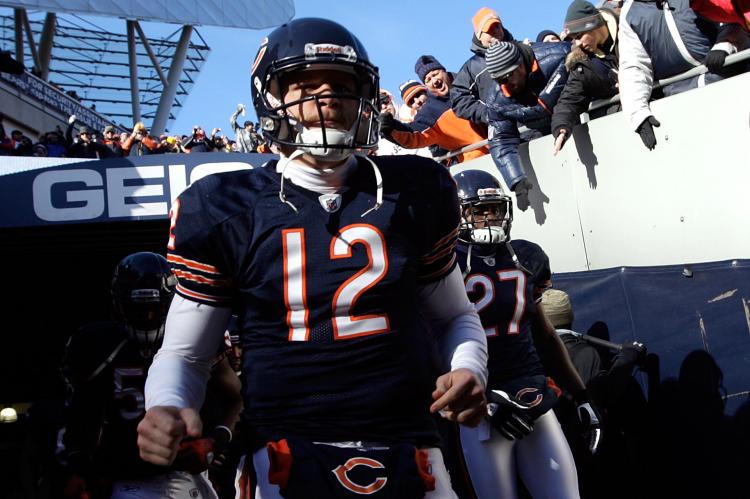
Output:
[111, 252, 177, 355]
[250, 17, 380, 160]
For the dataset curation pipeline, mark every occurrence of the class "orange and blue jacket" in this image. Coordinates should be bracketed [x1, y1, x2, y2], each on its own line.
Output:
[388, 94, 488, 164]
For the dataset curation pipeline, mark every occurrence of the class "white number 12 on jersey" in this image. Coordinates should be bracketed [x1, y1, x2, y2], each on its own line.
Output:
[282, 224, 391, 341]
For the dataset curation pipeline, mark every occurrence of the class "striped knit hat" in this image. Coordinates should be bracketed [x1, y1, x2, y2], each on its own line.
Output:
[399, 80, 427, 106]
[485, 41, 521, 79]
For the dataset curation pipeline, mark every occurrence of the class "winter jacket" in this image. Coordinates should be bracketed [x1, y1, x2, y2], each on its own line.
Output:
[387, 94, 489, 164]
[122, 134, 160, 157]
[487, 42, 571, 189]
[619, 0, 750, 130]
[551, 9, 621, 138]
[690, 0, 750, 28]
[450, 27, 515, 126]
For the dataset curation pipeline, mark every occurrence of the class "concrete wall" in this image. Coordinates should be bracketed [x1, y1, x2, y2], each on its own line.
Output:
[452, 72, 750, 273]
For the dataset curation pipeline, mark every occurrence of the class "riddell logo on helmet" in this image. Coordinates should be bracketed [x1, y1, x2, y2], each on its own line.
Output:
[304, 43, 357, 61]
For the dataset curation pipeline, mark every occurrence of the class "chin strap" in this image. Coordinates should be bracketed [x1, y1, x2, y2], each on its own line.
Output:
[277, 149, 305, 213]
[463, 243, 473, 278]
[277, 150, 383, 217]
[505, 240, 532, 276]
[357, 153, 383, 218]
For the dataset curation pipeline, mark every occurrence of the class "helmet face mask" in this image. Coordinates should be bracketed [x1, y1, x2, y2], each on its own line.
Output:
[455, 170, 513, 245]
[461, 198, 512, 245]
[111, 252, 176, 354]
[251, 18, 380, 160]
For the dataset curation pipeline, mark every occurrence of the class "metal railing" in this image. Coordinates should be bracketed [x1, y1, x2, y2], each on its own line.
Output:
[434, 48, 750, 163]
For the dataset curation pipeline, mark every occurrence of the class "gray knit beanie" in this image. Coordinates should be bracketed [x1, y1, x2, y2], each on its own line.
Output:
[485, 41, 521, 79]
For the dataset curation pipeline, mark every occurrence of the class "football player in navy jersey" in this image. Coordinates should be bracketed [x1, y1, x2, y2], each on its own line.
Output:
[453, 170, 600, 499]
[137, 18, 488, 499]
[61, 252, 241, 499]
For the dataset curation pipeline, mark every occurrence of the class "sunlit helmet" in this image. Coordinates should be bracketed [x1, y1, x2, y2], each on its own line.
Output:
[250, 18, 380, 160]
[111, 252, 176, 352]
[455, 169, 513, 245]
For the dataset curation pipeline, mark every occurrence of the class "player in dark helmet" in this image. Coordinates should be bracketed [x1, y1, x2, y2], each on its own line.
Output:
[111, 251, 177, 355]
[250, 17, 380, 160]
[452, 169, 600, 499]
[140, 17, 488, 499]
[61, 252, 241, 499]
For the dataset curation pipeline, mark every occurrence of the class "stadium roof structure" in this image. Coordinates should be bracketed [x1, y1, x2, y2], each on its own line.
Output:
[0, 0, 295, 30]
[0, 0, 295, 134]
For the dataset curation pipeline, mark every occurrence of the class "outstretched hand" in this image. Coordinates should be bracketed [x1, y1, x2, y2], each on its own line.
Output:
[636, 116, 660, 150]
[137, 406, 202, 466]
[431, 368, 486, 427]
[553, 129, 569, 156]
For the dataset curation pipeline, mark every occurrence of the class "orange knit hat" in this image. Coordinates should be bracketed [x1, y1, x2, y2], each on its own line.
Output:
[472, 7, 501, 37]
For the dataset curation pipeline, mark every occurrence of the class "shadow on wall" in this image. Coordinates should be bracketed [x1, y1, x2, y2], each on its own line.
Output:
[519, 142, 549, 225]
[572, 123, 599, 189]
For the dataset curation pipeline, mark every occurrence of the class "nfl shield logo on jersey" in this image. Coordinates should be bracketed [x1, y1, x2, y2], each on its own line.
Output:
[319, 193, 342, 213]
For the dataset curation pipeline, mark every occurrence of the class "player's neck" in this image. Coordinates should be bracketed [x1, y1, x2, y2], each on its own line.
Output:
[277, 153, 356, 194]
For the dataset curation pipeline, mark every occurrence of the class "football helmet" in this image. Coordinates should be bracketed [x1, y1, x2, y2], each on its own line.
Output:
[111, 252, 176, 352]
[250, 17, 380, 160]
[455, 169, 513, 245]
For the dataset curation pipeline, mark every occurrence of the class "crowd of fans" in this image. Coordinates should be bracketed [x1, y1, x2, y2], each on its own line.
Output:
[0, 104, 266, 159]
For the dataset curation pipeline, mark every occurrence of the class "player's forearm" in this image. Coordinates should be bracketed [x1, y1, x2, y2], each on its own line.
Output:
[419, 266, 488, 388]
[145, 295, 231, 410]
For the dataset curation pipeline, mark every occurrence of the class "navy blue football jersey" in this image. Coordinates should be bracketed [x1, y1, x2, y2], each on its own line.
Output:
[457, 240, 551, 389]
[63, 321, 161, 478]
[167, 155, 460, 447]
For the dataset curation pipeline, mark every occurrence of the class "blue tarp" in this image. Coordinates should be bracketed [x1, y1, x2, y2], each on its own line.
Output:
[554, 260, 750, 414]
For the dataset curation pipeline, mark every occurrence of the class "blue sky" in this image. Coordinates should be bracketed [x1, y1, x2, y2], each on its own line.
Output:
[165, 0, 571, 134]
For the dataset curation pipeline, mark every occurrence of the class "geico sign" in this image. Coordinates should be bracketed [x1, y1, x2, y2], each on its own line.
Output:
[32, 161, 252, 222]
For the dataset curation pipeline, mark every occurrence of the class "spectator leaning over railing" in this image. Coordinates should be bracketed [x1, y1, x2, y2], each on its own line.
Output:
[690, 0, 750, 29]
[121, 122, 159, 156]
[484, 40, 571, 208]
[230, 104, 262, 153]
[552, 0, 621, 155]
[451, 7, 515, 128]
[415, 55, 455, 100]
[379, 80, 490, 165]
[619, 0, 750, 150]
[537, 30, 563, 43]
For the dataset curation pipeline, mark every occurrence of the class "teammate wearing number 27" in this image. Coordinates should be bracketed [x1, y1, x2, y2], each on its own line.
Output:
[454, 170, 601, 499]
[138, 18, 488, 499]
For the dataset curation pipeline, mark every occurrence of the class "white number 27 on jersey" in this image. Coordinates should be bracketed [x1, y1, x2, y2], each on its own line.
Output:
[282, 224, 390, 341]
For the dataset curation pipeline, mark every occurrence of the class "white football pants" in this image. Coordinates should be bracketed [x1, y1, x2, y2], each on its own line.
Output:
[460, 410, 580, 499]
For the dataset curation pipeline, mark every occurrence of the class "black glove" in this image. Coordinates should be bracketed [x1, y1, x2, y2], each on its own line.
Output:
[703, 49, 727, 73]
[619, 340, 647, 366]
[487, 389, 535, 440]
[378, 111, 396, 139]
[636, 115, 660, 150]
[574, 391, 602, 454]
